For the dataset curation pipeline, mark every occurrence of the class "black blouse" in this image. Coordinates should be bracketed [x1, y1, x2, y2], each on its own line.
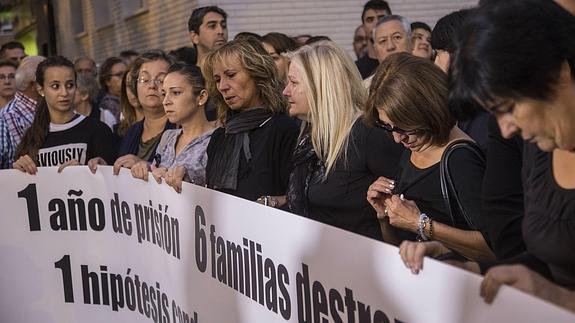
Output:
[522, 144, 575, 289]
[206, 114, 299, 201]
[393, 144, 486, 241]
[481, 116, 526, 259]
[306, 120, 404, 240]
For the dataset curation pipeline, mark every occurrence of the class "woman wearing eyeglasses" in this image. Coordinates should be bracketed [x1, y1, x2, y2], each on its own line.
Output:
[282, 41, 403, 240]
[88, 50, 176, 174]
[366, 53, 494, 268]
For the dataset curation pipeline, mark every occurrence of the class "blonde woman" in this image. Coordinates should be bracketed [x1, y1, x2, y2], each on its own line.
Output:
[202, 38, 299, 201]
[282, 41, 403, 240]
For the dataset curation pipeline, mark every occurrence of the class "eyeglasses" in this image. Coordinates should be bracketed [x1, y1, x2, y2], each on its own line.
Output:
[0, 73, 15, 81]
[376, 119, 421, 136]
[137, 77, 164, 87]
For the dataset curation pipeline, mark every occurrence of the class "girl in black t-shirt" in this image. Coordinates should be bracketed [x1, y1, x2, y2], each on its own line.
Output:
[13, 56, 116, 174]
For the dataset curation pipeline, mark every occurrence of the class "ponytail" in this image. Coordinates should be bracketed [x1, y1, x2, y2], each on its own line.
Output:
[15, 98, 50, 162]
[14, 55, 76, 164]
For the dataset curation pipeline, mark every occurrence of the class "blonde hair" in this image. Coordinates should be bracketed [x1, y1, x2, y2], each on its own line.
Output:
[287, 41, 366, 177]
[201, 38, 288, 124]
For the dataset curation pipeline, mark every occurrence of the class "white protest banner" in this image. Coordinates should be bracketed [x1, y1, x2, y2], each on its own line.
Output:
[0, 166, 573, 323]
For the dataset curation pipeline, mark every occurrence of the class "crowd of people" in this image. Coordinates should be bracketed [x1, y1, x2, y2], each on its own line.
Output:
[0, 0, 574, 314]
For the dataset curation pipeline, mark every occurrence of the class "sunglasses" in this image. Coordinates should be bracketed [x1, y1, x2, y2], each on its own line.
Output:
[376, 119, 421, 136]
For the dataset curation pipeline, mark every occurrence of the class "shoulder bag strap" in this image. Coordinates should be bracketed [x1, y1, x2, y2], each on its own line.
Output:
[439, 139, 485, 229]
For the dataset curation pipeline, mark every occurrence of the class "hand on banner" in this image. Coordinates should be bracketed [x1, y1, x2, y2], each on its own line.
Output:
[88, 157, 107, 173]
[150, 164, 168, 184]
[113, 154, 142, 175]
[57, 159, 80, 173]
[164, 165, 186, 193]
[367, 176, 395, 217]
[13, 154, 37, 174]
[384, 194, 419, 232]
[256, 195, 287, 208]
[131, 161, 151, 181]
[481, 264, 575, 312]
[399, 240, 450, 274]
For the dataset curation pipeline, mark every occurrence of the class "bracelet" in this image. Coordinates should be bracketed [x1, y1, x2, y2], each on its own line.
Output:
[417, 213, 430, 241]
[428, 218, 434, 240]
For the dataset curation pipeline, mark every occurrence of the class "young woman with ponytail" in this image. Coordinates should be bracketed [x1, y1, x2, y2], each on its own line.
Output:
[12, 56, 116, 174]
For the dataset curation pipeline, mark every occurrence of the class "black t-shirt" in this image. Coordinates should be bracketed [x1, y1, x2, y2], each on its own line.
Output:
[481, 116, 526, 259]
[356, 55, 379, 79]
[38, 115, 117, 166]
[206, 114, 299, 201]
[306, 120, 404, 240]
[522, 144, 575, 289]
[393, 144, 486, 241]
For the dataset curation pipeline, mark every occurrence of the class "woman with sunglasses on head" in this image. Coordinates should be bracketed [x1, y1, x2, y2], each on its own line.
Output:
[88, 50, 175, 174]
[130, 62, 215, 193]
[201, 38, 299, 202]
[12, 56, 116, 174]
[282, 41, 403, 240]
[366, 53, 494, 267]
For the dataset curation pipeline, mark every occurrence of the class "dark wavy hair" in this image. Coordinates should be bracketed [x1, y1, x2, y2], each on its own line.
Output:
[16, 56, 76, 162]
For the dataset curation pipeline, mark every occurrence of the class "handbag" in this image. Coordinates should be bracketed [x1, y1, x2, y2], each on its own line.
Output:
[439, 139, 485, 230]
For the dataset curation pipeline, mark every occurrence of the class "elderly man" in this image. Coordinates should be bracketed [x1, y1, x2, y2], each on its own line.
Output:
[364, 15, 412, 87]
[0, 56, 45, 169]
